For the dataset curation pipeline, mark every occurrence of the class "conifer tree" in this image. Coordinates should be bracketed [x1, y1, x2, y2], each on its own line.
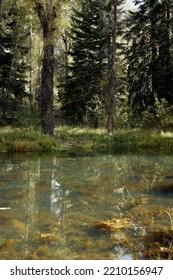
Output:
[60, 0, 125, 130]
[0, 1, 30, 124]
[60, 0, 110, 126]
[126, 0, 173, 115]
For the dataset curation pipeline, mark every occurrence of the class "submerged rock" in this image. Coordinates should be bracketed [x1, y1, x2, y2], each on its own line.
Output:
[40, 233, 56, 242]
[95, 218, 131, 232]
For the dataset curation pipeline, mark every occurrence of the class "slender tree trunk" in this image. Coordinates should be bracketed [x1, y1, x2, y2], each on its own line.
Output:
[0, 0, 5, 31]
[29, 18, 34, 114]
[0, 0, 5, 16]
[150, 9, 158, 96]
[62, 32, 71, 78]
[107, 0, 117, 135]
[40, 32, 54, 135]
[34, 1, 56, 135]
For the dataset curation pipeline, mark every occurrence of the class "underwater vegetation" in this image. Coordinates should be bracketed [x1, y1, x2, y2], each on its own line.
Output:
[0, 202, 173, 260]
[1, 155, 173, 259]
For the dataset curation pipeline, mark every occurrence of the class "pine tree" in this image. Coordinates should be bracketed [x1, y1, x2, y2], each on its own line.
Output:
[0, 1, 30, 124]
[60, 0, 110, 126]
[60, 0, 125, 129]
[126, 0, 173, 116]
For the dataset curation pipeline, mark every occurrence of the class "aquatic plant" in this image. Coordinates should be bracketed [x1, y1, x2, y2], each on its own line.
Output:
[0, 239, 14, 250]
[165, 208, 173, 232]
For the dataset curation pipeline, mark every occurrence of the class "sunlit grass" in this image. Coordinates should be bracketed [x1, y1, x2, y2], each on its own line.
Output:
[55, 126, 110, 156]
[160, 131, 173, 138]
[0, 127, 60, 153]
[55, 125, 107, 140]
[55, 126, 173, 155]
[1, 126, 173, 155]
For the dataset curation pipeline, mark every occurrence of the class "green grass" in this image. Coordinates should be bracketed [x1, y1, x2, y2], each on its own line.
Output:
[110, 129, 173, 154]
[1, 126, 173, 155]
[55, 126, 110, 156]
[56, 126, 173, 156]
[0, 127, 60, 154]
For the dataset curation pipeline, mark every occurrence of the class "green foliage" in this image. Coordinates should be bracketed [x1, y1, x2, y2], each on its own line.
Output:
[59, 0, 110, 126]
[141, 98, 173, 131]
[0, 1, 30, 124]
[1, 126, 173, 155]
[111, 129, 173, 154]
[55, 126, 173, 156]
[0, 0, 173, 133]
[59, 0, 127, 129]
[55, 125, 110, 155]
[126, 0, 173, 116]
[0, 128, 60, 153]
[113, 95, 133, 129]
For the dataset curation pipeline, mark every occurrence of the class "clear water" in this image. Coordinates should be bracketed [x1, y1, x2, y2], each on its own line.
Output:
[0, 154, 173, 260]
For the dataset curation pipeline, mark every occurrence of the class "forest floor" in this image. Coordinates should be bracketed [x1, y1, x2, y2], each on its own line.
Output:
[1, 126, 173, 155]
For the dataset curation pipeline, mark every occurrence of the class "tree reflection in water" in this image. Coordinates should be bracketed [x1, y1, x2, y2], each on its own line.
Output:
[0, 155, 173, 259]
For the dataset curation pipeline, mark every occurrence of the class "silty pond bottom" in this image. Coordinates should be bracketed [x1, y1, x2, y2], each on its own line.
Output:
[0, 154, 173, 260]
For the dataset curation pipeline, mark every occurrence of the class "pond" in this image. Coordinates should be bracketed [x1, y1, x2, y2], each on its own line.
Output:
[0, 154, 173, 260]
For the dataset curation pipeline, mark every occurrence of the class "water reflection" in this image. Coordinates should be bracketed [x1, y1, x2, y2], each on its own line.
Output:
[0, 155, 173, 259]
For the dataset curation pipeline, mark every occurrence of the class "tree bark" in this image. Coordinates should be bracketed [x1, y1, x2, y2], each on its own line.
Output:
[40, 33, 54, 135]
[0, 0, 5, 16]
[107, 0, 117, 135]
[34, 1, 56, 135]
[0, 0, 5, 30]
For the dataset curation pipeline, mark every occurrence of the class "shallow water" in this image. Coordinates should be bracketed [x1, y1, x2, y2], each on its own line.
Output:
[0, 154, 173, 260]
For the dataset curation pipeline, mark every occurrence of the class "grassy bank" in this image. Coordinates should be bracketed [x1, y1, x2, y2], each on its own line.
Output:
[56, 126, 173, 156]
[1, 126, 173, 155]
[0, 127, 60, 154]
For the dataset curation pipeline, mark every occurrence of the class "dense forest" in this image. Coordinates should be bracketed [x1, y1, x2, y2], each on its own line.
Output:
[0, 0, 173, 135]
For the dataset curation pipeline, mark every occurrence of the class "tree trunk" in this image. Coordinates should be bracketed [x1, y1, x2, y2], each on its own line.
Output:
[107, 0, 117, 135]
[40, 33, 54, 135]
[62, 32, 71, 78]
[0, 0, 5, 16]
[0, 0, 5, 30]
[34, 1, 56, 135]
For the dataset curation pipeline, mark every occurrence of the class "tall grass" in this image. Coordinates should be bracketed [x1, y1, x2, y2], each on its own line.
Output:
[111, 129, 173, 154]
[56, 126, 173, 155]
[1, 126, 173, 155]
[0, 127, 60, 153]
